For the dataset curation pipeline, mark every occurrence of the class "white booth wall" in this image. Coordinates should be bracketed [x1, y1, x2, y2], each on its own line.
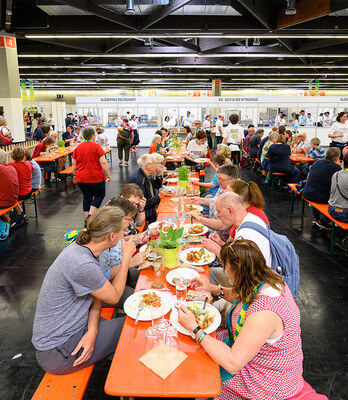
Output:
[75, 95, 348, 147]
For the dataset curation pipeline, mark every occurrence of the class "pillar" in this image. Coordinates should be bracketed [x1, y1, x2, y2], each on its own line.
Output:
[0, 32, 25, 142]
[212, 79, 222, 97]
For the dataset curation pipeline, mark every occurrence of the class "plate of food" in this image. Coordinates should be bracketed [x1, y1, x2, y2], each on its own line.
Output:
[189, 177, 200, 183]
[183, 224, 208, 236]
[148, 221, 178, 233]
[170, 301, 221, 335]
[124, 289, 172, 321]
[166, 177, 179, 183]
[195, 158, 210, 163]
[185, 204, 203, 213]
[166, 267, 200, 287]
[166, 156, 176, 160]
[180, 247, 215, 265]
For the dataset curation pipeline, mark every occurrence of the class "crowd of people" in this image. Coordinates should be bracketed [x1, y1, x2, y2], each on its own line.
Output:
[0, 107, 345, 399]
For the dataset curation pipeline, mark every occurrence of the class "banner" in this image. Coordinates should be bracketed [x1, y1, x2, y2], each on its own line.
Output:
[29, 81, 35, 101]
[20, 79, 27, 102]
[308, 80, 313, 96]
[314, 79, 320, 96]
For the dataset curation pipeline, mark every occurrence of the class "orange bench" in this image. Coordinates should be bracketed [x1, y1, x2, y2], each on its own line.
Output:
[31, 307, 114, 400]
[60, 166, 76, 192]
[0, 188, 41, 219]
[302, 199, 348, 255]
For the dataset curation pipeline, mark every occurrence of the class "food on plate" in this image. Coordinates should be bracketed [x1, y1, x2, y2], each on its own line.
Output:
[186, 204, 199, 213]
[188, 304, 215, 330]
[141, 292, 162, 308]
[157, 222, 174, 232]
[151, 282, 164, 289]
[172, 278, 191, 286]
[189, 225, 204, 235]
[186, 249, 210, 263]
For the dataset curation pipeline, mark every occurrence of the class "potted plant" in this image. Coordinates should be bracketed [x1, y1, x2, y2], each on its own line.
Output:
[178, 165, 190, 189]
[159, 226, 184, 268]
[58, 140, 65, 153]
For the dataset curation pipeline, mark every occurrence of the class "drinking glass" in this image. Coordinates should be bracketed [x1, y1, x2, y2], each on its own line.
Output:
[175, 279, 187, 305]
[165, 326, 180, 356]
[156, 318, 171, 344]
[150, 303, 164, 328]
[145, 327, 159, 360]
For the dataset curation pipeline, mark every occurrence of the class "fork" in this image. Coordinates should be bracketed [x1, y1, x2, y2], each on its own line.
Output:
[134, 302, 144, 324]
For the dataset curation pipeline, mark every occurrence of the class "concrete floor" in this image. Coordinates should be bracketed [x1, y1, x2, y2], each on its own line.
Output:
[0, 148, 347, 400]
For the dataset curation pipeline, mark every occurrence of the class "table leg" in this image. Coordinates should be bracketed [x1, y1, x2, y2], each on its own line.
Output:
[54, 160, 58, 190]
[330, 223, 336, 255]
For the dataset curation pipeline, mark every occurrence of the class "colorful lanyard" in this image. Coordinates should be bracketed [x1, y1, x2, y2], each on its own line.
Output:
[220, 280, 265, 382]
[344, 168, 348, 172]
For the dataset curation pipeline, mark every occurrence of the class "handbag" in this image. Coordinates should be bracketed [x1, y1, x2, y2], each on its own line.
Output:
[0, 127, 13, 146]
[0, 220, 10, 240]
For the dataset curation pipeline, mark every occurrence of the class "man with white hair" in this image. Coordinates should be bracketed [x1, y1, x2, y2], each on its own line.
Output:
[0, 149, 19, 224]
[128, 154, 170, 223]
[294, 132, 311, 154]
[203, 192, 271, 286]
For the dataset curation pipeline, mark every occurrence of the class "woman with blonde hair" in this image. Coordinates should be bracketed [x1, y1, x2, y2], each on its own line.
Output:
[226, 179, 269, 238]
[33, 206, 136, 375]
[178, 239, 305, 400]
[216, 143, 232, 162]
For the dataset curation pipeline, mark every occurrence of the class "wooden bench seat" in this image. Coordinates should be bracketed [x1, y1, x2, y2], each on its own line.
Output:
[31, 307, 114, 400]
[59, 166, 76, 192]
[0, 188, 41, 219]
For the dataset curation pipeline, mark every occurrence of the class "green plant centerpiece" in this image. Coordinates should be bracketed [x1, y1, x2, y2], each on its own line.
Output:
[159, 226, 184, 268]
[58, 139, 65, 152]
[178, 165, 190, 188]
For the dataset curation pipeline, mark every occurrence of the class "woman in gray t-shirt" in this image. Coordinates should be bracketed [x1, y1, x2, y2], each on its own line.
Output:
[328, 152, 348, 223]
[32, 206, 136, 374]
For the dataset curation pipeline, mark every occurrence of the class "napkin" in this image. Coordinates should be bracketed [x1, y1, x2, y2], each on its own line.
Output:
[138, 259, 161, 271]
[178, 261, 205, 273]
[139, 341, 188, 380]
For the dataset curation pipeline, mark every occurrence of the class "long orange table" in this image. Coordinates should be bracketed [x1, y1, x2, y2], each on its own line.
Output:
[104, 267, 221, 398]
[289, 154, 314, 162]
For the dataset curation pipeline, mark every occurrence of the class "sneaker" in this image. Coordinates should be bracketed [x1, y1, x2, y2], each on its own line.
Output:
[312, 217, 320, 225]
[316, 219, 332, 230]
[119, 161, 123, 166]
[134, 148, 138, 152]
[50, 177, 61, 183]
[125, 162, 129, 167]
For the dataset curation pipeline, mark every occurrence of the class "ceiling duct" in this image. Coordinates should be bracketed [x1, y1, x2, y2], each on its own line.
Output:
[125, 0, 135, 15]
[285, 0, 296, 15]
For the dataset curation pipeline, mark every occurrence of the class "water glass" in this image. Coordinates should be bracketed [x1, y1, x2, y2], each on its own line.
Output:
[175, 279, 187, 305]
[156, 318, 171, 344]
[150, 303, 163, 328]
[165, 326, 180, 356]
[145, 327, 159, 360]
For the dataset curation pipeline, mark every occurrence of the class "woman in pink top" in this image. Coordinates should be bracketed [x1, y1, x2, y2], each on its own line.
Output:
[178, 239, 304, 400]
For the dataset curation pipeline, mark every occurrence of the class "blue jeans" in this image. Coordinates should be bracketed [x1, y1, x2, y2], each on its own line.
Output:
[328, 206, 348, 223]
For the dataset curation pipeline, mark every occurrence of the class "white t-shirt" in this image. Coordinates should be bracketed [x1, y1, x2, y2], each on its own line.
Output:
[281, 118, 287, 126]
[223, 123, 244, 148]
[182, 115, 193, 127]
[215, 119, 224, 137]
[328, 121, 348, 144]
[275, 114, 282, 127]
[163, 120, 171, 129]
[323, 116, 333, 126]
[95, 132, 110, 148]
[305, 118, 315, 127]
[202, 120, 211, 130]
[129, 119, 138, 130]
[187, 139, 208, 159]
[297, 138, 311, 152]
[235, 213, 272, 267]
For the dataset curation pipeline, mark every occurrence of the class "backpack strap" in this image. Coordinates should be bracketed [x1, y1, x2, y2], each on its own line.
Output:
[238, 220, 271, 240]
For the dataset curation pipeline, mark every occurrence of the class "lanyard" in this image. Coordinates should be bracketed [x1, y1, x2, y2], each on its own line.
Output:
[220, 280, 265, 382]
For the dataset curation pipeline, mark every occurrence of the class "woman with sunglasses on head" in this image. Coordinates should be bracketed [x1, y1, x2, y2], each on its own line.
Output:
[178, 239, 304, 400]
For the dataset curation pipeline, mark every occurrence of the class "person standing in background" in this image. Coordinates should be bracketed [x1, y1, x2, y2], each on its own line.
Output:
[129, 115, 139, 153]
[222, 114, 244, 165]
[328, 111, 348, 156]
[306, 113, 315, 126]
[299, 110, 307, 126]
[215, 114, 224, 147]
[291, 114, 300, 134]
[323, 111, 333, 126]
[65, 113, 74, 129]
[274, 111, 283, 127]
[163, 116, 171, 130]
[182, 111, 193, 128]
[117, 118, 134, 167]
[47, 113, 55, 130]
[202, 115, 212, 149]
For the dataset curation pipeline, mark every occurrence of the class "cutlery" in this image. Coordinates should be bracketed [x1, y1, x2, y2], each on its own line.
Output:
[134, 302, 144, 324]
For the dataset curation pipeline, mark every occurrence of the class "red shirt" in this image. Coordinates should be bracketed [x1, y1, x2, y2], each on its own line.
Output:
[230, 205, 270, 238]
[0, 164, 19, 207]
[9, 161, 34, 196]
[32, 141, 46, 159]
[72, 142, 105, 183]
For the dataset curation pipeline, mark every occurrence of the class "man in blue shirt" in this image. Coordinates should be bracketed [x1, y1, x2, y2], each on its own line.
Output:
[299, 110, 307, 126]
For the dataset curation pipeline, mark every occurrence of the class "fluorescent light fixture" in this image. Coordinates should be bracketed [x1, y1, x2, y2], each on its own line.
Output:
[18, 54, 348, 58]
[25, 34, 348, 39]
[18, 65, 348, 69]
[24, 78, 210, 81]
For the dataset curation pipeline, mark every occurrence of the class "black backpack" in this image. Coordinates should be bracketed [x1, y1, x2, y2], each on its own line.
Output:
[33, 126, 44, 141]
[120, 125, 131, 139]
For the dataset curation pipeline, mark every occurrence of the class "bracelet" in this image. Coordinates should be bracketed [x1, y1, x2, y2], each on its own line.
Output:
[218, 284, 224, 299]
[138, 209, 145, 213]
[197, 331, 207, 344]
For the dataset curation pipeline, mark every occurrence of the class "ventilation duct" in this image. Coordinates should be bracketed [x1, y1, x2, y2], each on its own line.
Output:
[125, 0, 135, 15]
[285, 0, 296, 15]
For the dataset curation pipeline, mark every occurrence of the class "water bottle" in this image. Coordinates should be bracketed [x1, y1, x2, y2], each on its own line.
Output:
[178, 196, 186, 227]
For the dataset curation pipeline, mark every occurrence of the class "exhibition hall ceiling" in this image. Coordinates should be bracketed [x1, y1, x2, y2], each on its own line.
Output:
[2, 0, 348, 90]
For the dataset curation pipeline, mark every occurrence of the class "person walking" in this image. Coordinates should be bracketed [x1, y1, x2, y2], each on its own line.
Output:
[129, 115, 139, 153]
[117, 118, 134, 167]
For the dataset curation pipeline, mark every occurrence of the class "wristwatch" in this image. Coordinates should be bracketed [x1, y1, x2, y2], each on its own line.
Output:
[217, 284, 224, 299]
[191, 325, 202, 339]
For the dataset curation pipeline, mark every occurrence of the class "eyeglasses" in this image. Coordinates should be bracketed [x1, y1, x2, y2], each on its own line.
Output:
[217, 176, 230, 182]
[227, 236, 243, 261]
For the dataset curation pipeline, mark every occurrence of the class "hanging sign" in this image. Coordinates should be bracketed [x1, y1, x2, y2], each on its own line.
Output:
[314, 79, 320, 96]
[308, 80, 313, 96]
[29, 81, 35, 101]
[20, 79, 27, 101]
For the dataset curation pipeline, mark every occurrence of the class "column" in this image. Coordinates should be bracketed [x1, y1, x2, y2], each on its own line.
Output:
[212, 79, 222, 97]
[0, 32, 25, 142]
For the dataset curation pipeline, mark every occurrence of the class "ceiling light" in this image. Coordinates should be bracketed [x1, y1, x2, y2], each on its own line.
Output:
[125, 0, 136, 15]
[285, 0, 296, 15]
[253, 38, 260, 46]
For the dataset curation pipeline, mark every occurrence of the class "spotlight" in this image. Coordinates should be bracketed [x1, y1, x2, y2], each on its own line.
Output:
[125, 0, 135, 15]
[253, 38, 260, 46]
[285, 0, 296, 15]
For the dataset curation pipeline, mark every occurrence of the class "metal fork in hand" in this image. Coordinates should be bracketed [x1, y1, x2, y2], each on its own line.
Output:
[134, 302, 144, 324]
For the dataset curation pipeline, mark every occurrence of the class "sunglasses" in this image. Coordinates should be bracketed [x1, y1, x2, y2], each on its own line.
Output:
[227, 236, 243, 261]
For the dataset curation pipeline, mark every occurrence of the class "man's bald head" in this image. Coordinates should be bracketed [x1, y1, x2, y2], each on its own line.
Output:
[217, 192, 245, 210]
[216, 192, 247, 227]
[342, 146, 348, 156]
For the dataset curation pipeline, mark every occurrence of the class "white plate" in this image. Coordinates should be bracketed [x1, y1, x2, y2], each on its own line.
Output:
[124, 289, 172, 321]
[179, 247, 215, 266]
[166, 177, 179, 183]
[170, 301, 221, 335]
[195, 158, 209, 163]
[189, 177, 199, 183]
[139, 244, 147, 252]
[148, 221, 178, 232]
[182, 224, 208, 237]
[166, 156, 175, 160]
[166, 267, 200, 286]
[185, 205, 203, 213]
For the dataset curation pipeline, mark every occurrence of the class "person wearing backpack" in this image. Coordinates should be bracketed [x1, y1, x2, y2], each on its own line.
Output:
[0, 118, 13, 146]
[204, 192, 299, 298]
[117, 118, 134, 167]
